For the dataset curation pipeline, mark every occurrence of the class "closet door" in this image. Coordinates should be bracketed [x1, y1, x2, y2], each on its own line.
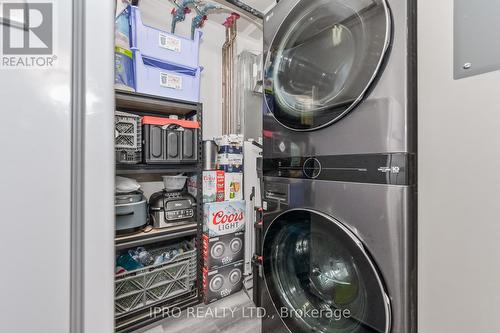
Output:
[0, 1, 116, 332]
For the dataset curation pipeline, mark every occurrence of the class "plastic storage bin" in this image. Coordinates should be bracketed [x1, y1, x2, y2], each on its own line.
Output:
[115, 247, 197, 317]
[134, 50, 201, 102]
[143, 116, 199, 164]
[130, 6, 202, 70]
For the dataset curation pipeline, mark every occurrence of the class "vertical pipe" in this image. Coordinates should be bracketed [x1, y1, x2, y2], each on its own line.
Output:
[222, 14, 239, 135]
[222, 27, 229, 135]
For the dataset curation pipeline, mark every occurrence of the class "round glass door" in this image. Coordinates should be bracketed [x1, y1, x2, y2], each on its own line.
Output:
[263, 209, 390, 333]
[264, 0, 391, 131]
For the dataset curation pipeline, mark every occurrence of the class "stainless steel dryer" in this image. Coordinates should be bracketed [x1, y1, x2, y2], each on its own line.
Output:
[255, 173, 416, 333]
[263, 0, 417, 157]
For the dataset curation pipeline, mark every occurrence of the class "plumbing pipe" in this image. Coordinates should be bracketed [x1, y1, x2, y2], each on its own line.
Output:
[224, 0, 263, 19]
[210, 0, 263, 22]
[191, 2, 222, 39]
[222, 13, 239, 135]
[171, 0, 197, 33]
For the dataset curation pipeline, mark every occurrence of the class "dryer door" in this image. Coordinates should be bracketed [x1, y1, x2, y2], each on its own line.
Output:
[264, 0, 391, 131]
[263, 209, 390, 333]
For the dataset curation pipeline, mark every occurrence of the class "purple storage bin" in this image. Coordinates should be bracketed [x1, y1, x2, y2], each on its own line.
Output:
[134, 50, 201, 103]
[130, 6, 202, 70]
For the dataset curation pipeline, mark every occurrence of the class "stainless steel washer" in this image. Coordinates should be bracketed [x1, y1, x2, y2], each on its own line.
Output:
[256, 176, 416, 333]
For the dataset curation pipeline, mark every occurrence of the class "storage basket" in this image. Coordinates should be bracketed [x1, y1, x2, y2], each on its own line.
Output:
[133, 50, 201, 102]
[115, 248, 197, 317]
[115, 111, 142, 164]
[130, 6, 202, 70]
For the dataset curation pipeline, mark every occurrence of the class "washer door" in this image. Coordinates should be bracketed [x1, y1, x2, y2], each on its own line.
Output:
[264, 0, 391, 131]
[263, 209, 390, 333]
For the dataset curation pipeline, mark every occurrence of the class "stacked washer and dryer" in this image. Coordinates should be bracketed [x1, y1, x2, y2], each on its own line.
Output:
[255, 0, 417, 333]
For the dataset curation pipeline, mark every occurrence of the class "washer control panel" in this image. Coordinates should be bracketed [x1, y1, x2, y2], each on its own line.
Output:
[303, 157, 322, 179]
[263, 153, 415, 186]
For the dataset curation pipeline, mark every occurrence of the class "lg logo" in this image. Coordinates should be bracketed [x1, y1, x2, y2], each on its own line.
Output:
[2, 3, 53, 55]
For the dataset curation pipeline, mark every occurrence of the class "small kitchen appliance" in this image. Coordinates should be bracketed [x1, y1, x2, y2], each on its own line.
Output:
[115, 191, 148, 235]
[149, 190, 197, 228]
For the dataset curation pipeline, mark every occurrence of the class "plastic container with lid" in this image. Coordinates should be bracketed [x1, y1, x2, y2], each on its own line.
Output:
[162, 174, 188, 191]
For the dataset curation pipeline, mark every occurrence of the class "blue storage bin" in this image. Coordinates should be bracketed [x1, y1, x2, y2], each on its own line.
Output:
[130, 6, 202, 70]
[134, 50, 201, 103]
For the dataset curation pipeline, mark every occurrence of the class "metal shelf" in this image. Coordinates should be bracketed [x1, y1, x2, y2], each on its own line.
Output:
[116, 163, 200, 175]
[115, 90, 201, 117]
[114, 94, 204, 332]
[115, 223, 198, 250]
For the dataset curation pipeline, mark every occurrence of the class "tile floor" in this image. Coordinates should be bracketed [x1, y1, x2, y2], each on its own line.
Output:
[143, 290, 261, 333]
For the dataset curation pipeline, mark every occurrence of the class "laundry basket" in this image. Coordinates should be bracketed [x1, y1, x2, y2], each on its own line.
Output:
[115, 247, 197, 317]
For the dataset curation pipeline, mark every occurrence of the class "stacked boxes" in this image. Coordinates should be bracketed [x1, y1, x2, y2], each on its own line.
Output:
[216, 135, 244, 173]
[217, 135, 244, 201]
[202, 135, 246, 303]
[202, 201, 245, 303]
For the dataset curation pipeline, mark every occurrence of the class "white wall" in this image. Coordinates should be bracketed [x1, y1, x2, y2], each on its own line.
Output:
[139, 0, 263, 140]
[418, 1, 500, 332]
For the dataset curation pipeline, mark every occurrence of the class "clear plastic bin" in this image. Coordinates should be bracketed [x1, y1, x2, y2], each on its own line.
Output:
[162, 175, 188, 191]
[130, 6, 202, 70]
[133, 50, 201, 102]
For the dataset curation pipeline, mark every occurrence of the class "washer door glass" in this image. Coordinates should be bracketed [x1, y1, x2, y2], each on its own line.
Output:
[263, 210, 390, 333]
[264, 0, 391, 131]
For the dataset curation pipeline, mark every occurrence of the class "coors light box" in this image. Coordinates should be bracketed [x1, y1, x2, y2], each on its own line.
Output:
[203, 260, 244, 304]
[202, 231, 244, 269]
[203, 200, 245, 237]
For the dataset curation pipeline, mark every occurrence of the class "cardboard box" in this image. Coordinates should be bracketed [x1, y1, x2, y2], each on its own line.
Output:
[203, 171, 225, 203]
[224, 172, 243, 201]
[203, 260, 244, 304]
[203, 201, 245, 237]
[217, 151, 243, 173]
[215, 134, 243, 147]
[216, 135, 244, 173]
[202, 231, 244, 269]
[188, 171, 225, 203]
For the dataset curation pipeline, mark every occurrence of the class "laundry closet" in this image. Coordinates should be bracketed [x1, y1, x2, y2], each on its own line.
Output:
[112, 0, 266, 332]
[3, 1, 500, 333]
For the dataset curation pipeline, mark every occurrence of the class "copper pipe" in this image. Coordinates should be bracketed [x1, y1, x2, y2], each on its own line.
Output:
[222, 14, 239, 135]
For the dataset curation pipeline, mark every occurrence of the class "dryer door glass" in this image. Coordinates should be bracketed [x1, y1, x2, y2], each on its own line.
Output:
[263, 210, 390, 333]
[264, 0, 390, 131]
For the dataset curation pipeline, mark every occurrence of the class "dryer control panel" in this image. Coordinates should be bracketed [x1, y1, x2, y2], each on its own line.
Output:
[263, 153, 416, 186]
